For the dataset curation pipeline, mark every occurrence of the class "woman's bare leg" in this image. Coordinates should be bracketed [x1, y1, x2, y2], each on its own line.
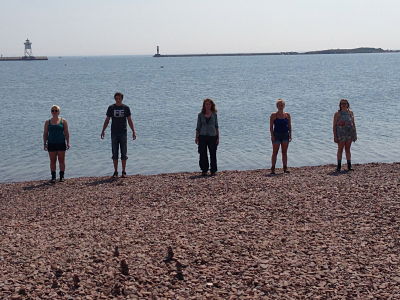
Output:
[281, 142, 289, 170]
[344, 140, 352, 161]
[49, 152, 57, 172]
[336, 141, 345, 171]
[344, 140, 353, 170]
[271, 143, 280, 172]
[337, 142, 345, 161]
[58, 151, 66, 172]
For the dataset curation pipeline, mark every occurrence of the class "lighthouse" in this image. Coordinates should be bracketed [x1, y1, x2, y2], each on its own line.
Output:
[24, 39, 32, 57]
[0, 38, 48, 61]
[154, 45, 161, 57]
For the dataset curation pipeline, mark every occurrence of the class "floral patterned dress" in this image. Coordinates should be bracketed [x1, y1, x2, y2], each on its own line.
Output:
[336, 111, 357, 142]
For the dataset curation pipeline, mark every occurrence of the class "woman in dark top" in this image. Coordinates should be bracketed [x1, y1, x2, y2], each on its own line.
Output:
[195, 98, 219, 176]
[43, 105, 70, 183]
[333, 99, 357, 172]
[269, 99, 292, 174]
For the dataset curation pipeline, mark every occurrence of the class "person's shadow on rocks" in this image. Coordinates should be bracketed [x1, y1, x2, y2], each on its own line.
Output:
[23, 181, 54, 190]
[327, 170, 350, 176]
[86, 177, 118, 186]
[189, 174, 209, 180]
[264, 173, 284, 177]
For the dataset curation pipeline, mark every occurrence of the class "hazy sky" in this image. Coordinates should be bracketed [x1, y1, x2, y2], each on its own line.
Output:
[1, 0, 399, 56]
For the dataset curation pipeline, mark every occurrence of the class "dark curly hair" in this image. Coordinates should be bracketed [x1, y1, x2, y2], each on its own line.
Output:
[338, 99, 350, 111]
[201, 98, 217, 114]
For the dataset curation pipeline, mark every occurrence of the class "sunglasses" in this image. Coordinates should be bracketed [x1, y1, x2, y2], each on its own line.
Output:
[51, 110, 59, 112]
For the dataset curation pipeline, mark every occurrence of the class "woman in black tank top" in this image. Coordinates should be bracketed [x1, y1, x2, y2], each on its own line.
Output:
[43, 105, 70, 183]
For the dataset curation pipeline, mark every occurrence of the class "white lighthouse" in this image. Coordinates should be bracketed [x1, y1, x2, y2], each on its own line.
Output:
[24, 39, 32, 57]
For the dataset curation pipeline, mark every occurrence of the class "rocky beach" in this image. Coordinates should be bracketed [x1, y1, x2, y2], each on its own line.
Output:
[0, 163, 399, 299]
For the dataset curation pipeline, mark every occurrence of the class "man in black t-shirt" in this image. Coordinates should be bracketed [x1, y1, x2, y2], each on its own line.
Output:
[101, 92, 136, 178]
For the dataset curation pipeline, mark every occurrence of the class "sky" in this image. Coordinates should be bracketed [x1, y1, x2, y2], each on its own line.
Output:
[1, 0, 400, 56]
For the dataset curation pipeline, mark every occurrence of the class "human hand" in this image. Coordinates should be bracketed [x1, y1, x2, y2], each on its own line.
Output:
[101, 131, 105, 139]
[334, 137, 339, 143]
[66, 144, 70, 150]
[132, 132, 137, 140]
[271, 136, 275, 143]
[195, 137, 199, 145]
[44, 144, 48, 151]
[216, 138, 219, 146]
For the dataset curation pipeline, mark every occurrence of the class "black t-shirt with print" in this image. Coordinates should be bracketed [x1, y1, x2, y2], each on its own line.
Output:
[106, 104, 131, 134]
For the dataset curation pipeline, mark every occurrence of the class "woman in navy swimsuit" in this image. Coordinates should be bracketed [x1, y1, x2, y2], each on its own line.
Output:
[269, 99, 292, 174]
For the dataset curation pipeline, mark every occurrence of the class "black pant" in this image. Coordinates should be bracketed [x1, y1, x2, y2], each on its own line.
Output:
[198, 135, 218, 173]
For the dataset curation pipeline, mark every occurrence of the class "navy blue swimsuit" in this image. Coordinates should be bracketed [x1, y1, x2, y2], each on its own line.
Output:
[273, 118, 289, 142]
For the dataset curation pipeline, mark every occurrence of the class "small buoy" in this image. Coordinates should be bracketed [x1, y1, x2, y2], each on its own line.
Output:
[160, 66, 164, 68]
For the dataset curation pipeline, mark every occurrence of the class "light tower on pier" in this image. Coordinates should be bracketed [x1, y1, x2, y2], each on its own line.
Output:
[154, 45, 161, 57]
[24, 39, 32, 57]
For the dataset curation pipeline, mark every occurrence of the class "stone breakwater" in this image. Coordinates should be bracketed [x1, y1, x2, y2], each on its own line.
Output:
[0, 163, 399, 299]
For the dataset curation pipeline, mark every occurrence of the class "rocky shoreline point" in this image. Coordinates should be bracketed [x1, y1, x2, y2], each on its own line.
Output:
[0, 163, 399, 299]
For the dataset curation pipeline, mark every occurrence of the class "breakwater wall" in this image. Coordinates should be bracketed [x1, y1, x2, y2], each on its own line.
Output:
[0, 56, 48, 61]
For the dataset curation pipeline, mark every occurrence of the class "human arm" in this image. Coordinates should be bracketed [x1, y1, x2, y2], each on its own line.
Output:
[101, 117, 110, 139]
[195, 114, 201, 144]
[215, 114, 219, 145]
[350, 111, 357, 142]
[127, 116, 136, 140]
[43, 120, 49, 150]
[63, 119, 70, 149]
[269, 113, 275, 142]
[287, 113, 292, 142]
[333, 112, 339, 143]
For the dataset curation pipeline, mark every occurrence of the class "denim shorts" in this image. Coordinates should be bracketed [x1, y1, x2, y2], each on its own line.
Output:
[111, 133, 128, 160]
[272, 132, 289, 144]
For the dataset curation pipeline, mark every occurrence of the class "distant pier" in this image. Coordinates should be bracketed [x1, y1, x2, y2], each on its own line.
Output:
[153, 47, 400, 58]
[0, 56, 48, 61]
[153, 52, 296, 58]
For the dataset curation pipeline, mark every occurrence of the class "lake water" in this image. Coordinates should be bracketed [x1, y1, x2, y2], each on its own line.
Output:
[0, 53, 399, 182]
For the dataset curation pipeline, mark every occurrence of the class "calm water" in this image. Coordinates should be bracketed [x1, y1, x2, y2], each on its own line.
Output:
[0, 54, 399, 182]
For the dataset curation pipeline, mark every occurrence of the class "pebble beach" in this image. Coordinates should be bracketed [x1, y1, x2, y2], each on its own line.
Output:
[0, 163, 399, 299]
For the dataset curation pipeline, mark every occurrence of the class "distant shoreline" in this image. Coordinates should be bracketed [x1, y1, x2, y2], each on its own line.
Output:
[154, 47, 400, 58]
